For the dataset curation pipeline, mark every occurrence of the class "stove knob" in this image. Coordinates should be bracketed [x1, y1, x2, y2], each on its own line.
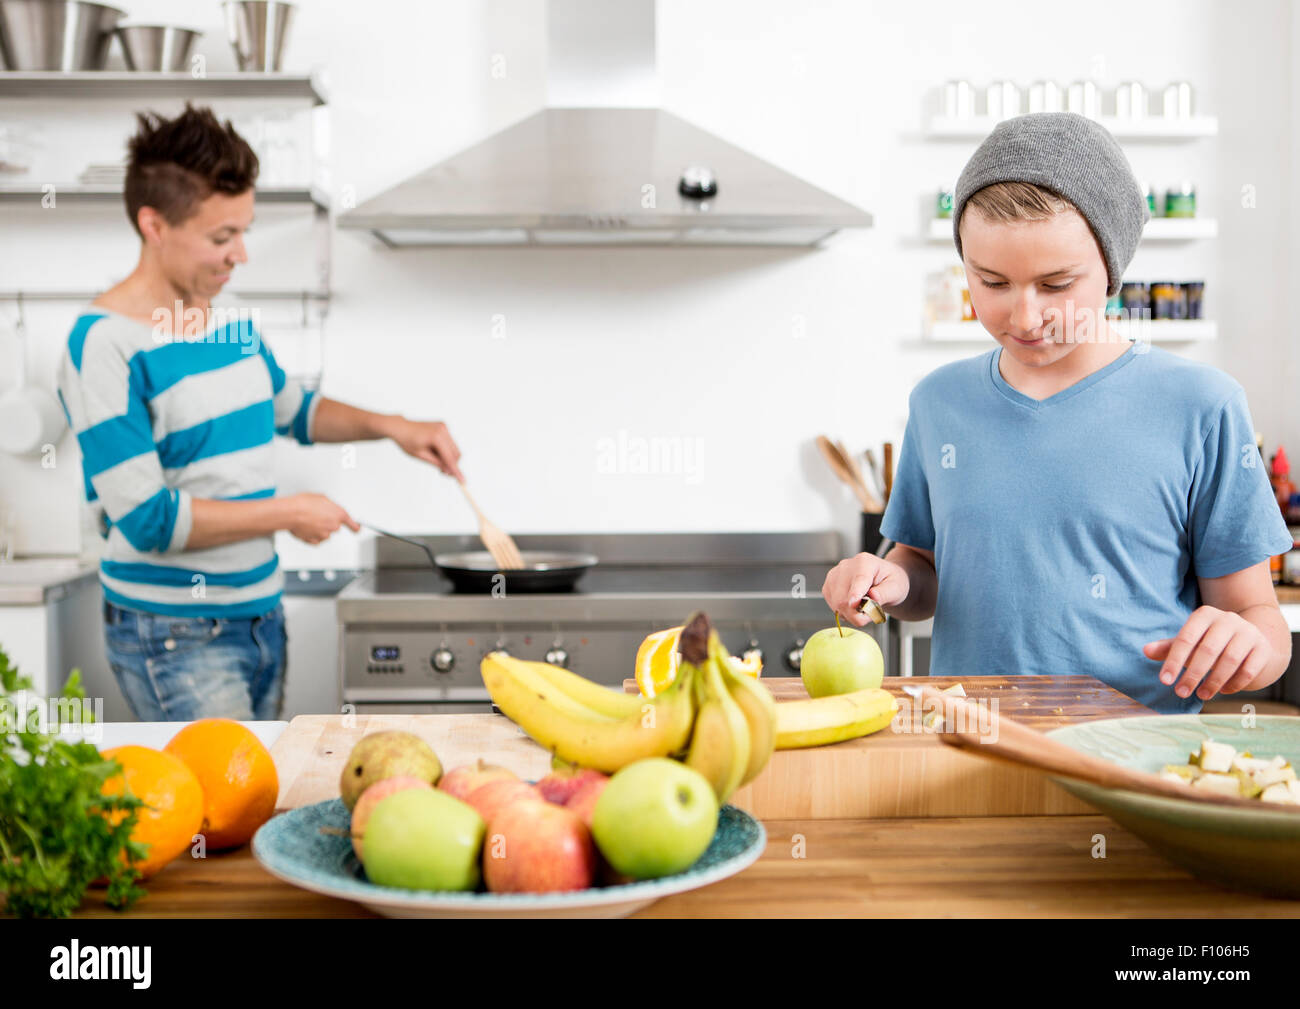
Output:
[544, 647, 570, 668]
[784, 640, 804, 672]
[743, 640, 764, 665]
[431, 648, 455, 673]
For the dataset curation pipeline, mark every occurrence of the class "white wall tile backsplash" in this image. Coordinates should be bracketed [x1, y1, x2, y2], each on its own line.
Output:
[1, 0, 1296, 569]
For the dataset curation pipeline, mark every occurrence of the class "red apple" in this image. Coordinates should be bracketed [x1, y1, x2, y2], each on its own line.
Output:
[564, 776, 610, 829]
[482, 799, 596, 893]
[465, 779, 541, 826]
[350, 776, 433, 860]
[536, 766, 607, 806]
[438, 759, 518, 802]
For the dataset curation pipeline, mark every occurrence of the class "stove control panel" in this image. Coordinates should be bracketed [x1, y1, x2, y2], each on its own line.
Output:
[341, 623, 882, 702]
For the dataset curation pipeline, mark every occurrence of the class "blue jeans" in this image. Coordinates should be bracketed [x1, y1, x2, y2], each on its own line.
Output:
[104, 599, 287, 721]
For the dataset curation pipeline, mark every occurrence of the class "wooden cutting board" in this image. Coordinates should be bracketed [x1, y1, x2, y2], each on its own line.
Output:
[270, 675, 1151, 820]
[716, 675, 1149, 818]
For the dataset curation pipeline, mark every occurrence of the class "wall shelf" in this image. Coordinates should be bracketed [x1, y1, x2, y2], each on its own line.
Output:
[925, 114, 1218, 140]
[0, 290, 329, 303]
[0, 70, 332, 330]
[923, 319, 1217, 343]
[0, 70, 327, 105]
[0, 184, 329, 210]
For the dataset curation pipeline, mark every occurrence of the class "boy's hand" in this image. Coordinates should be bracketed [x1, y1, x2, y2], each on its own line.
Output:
[822, 553, 910, 628]
[1143, 606, 1274, 701]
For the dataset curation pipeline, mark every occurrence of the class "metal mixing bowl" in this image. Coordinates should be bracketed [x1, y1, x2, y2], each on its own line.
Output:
[0, 0, 125, 71]
[115, 24, 202, 72]
[222, 0, 295, 72]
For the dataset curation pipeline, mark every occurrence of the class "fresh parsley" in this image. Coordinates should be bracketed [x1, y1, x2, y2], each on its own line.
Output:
[0, 646, 147, 917]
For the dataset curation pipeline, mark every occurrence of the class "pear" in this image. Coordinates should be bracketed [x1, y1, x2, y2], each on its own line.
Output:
[339, 731, 443, 811]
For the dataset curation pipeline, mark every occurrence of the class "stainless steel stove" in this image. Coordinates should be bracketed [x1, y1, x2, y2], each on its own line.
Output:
[337, 531, 873, 713]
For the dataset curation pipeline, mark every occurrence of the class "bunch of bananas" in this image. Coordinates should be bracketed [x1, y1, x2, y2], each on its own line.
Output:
[479, 611, 899, 802]
[480, 648, 696, 775]
[677, 616, 777, 803]
[480, 612, 777, 802]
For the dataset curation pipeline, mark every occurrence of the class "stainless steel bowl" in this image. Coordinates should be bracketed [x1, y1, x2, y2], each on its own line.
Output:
[0, 0, 125, 71]
[115, 24, 202, 72]
[222, 0, 295, 72]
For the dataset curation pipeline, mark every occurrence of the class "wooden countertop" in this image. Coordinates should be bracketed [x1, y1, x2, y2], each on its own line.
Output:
[59, 673, 1297, 917]
[68, 813, 1300, 918]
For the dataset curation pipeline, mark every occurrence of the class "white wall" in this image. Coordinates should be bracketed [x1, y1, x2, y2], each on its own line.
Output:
[1, 0, 1295, 571]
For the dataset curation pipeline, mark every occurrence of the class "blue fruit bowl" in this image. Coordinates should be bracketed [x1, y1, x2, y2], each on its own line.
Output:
[252, 799, 765, 918]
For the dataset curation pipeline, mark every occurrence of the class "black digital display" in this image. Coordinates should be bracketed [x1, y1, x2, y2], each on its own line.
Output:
[371, 645, 400, 661]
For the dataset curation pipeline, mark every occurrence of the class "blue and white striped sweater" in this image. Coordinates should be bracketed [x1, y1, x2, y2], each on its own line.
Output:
[57, 308, 319, 618]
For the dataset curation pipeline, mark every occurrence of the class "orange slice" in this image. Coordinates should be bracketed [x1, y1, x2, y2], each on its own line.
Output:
[728, 650, 763, 678]
[634, 626, 683, 698]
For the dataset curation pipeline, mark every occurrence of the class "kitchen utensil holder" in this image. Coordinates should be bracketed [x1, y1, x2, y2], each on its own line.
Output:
[860, 511, 885, 555]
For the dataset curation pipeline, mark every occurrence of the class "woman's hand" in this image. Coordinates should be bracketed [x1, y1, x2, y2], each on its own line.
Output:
[821, 553, 911, 628]
[283, 493, 360, 545]
[388, 418, 464, 481]
[1143, 606, 1275, 701]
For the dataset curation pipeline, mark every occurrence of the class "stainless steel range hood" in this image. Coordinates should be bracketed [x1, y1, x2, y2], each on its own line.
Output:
[336, 1, 872, 247]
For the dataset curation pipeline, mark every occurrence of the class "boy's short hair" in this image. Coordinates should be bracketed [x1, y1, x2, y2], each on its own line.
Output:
[124, 102, 259, 238]
[961, 180, 1075, 227]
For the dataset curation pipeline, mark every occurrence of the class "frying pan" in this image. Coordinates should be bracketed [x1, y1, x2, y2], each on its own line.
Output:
[366, 525, 598, 593]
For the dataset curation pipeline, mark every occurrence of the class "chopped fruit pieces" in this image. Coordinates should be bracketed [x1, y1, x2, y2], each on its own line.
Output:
[1198, 740, 1236, 773]
[1160, 739, 1297, 803]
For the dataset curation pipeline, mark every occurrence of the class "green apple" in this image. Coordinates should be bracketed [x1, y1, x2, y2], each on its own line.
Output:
[590, 758, 718, 880]
[800, 626, 884, 697]
[350, 775, 433, 860]
[361, 788, 485, 891]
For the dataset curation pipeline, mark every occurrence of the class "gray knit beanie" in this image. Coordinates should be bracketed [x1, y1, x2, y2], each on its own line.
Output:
[953, 112, 1149, 297]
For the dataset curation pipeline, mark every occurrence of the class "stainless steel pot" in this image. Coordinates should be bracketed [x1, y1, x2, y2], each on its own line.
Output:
[115, 24, 201, 72]
[222, 0, 295, 72]
[0, 0, 125, 71]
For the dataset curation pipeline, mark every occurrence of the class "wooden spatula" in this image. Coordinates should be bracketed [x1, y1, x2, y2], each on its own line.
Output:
[458, 481, 525, 570]
[908, 684, 1300, 814]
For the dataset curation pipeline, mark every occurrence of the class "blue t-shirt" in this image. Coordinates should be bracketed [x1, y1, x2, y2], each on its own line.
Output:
[880, 342, 1293, 713]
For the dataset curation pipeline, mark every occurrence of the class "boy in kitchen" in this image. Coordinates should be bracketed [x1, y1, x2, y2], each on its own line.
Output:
[57, 104, 465, 721]
[822, 112, 1292, 713]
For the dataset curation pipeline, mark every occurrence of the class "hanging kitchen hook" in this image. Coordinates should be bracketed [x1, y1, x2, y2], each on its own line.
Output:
[0, 291, 68, 457]
[13, 292, 26, 388]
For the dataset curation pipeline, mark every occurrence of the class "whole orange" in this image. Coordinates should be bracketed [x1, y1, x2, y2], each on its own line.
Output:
[165, 719, 280, 850]
[100, 745, 206, 878]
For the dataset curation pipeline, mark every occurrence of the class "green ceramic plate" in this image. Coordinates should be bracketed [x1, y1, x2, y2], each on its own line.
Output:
[1045, 715, 1300, 898]
[252, 798, 765, 918]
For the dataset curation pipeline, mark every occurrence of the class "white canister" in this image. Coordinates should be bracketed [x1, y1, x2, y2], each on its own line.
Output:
[986, 81, 1021, 121]
[1027, 80, 1063, 114]
[1067, 80, 1101, 119]
[1115, 81, 1147, 119]
[943, 79, 975, 119]
[1163, 81, 1194, 118]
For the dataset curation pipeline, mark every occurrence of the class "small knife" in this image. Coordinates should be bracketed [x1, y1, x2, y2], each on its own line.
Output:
[856, 595, 887, 624]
